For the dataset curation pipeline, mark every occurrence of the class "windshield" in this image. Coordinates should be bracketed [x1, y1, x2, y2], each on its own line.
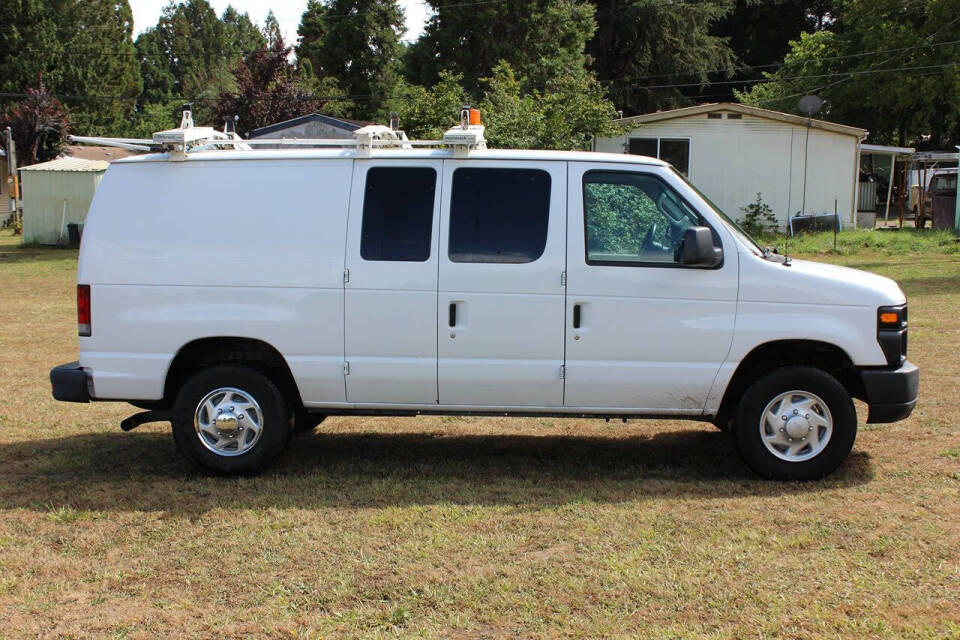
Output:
[670, 168, 764, 255]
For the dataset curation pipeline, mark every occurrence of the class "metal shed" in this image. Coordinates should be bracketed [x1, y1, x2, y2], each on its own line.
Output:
[20, 157, 108, 244]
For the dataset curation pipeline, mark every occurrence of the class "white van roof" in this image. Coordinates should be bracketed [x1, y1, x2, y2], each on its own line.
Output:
[112, 148, 668, 167]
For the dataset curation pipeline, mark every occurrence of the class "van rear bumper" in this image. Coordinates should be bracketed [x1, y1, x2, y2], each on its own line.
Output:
[50, 361, 92, 403]
[860, 361, 918, 423]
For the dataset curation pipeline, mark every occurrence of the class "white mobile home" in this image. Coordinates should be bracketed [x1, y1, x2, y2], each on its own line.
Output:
[594, 103, 867, 229]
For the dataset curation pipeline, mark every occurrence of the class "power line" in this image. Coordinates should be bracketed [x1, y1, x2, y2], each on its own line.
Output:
[2, 59, 955, 105]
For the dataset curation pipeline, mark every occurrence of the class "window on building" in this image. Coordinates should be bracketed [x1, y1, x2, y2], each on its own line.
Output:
[360, 167, 436, 262]
[448, 168, 551, 263]
[627, 137, 691, 176]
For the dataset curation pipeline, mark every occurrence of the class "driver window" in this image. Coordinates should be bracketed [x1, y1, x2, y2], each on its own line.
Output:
[584, 171, 700, 266]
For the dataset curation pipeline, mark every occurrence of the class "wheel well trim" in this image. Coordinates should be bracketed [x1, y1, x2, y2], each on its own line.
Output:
[161, 336, 304, 412]
[712, 339, 864, 427]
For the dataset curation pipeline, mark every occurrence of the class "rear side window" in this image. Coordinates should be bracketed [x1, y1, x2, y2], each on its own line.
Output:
[361, 167, 436, 262]
[448, 168, 551, 263]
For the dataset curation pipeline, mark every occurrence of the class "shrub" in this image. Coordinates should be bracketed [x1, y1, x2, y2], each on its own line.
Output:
[739, 193, 779, 236]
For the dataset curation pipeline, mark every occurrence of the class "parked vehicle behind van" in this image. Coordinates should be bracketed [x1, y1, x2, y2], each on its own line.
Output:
[50, 111, 918, 479]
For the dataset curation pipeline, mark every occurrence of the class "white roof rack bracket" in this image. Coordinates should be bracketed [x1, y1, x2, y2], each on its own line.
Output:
[68, 107, 490, 160]
[442, 108, 487, 156]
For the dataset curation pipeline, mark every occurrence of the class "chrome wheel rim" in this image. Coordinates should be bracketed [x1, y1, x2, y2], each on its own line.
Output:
[194, 387, 264, 457]
[759, 390, 833, 462]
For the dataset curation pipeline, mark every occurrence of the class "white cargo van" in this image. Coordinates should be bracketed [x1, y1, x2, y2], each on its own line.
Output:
[51, 111, 917, 479]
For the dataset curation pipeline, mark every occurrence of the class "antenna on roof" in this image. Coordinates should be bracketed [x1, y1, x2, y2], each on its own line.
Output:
[179, 103, 194, 130]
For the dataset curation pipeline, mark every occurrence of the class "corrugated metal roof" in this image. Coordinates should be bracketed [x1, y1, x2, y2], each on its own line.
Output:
[20, 157, 109, 172]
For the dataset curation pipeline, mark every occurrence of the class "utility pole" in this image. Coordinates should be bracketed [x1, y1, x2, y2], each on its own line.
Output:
[4, 127, 18, 222]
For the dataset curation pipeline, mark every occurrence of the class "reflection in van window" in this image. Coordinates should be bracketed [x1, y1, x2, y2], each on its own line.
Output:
[361, 167, 436, 262]
[584, 171, 699, 265]
[449, 168, 551, 263]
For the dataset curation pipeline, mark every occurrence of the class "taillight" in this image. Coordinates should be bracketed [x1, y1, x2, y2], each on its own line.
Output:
[77, 284, 91, 337]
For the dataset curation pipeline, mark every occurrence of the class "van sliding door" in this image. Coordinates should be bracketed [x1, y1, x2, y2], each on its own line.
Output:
[436, 160, 567, 408]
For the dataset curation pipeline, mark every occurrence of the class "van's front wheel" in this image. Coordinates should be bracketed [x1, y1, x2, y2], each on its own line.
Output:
[733, 366, 856, 480]
[172, 365, 290, 474]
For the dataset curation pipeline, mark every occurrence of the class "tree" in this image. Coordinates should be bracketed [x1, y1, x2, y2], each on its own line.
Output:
[737, 0, 960, 147]
[387, 63, 623, 151]
[136, 0, 263, 124]
[0, 81, 70, 166]
[222, 6, 266, 58]
[706, 0, 838, 102]
[212, 35, 320, 136]
[0, 0, 141, 135]
[407, 0, 596, 94]
[296, 0, 405, 118]
[585, 0, 737, 115]
[263, 9, 282, 48]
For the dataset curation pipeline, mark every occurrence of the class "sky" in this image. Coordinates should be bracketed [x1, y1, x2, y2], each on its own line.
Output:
[128, 0, 432, 43]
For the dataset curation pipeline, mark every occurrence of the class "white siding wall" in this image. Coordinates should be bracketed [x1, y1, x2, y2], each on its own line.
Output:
[595, 113, 860, 228]
[22, 170, 104, 244]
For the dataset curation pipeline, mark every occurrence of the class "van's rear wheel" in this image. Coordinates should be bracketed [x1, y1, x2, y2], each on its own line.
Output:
[172, 365, 289, 474]
[733, 366, 856, 480]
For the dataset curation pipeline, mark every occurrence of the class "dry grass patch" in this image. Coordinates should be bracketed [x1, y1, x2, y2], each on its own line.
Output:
[1, 229, 959, 638]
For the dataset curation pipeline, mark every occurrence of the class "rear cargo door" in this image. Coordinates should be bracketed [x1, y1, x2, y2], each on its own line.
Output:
[343, 160, 442, 405]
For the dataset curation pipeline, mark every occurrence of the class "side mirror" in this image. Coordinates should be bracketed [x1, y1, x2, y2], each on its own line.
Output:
[681, 226, 722, 267]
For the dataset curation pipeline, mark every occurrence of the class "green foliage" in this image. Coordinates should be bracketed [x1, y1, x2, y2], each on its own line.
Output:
[385, 72, 468, 141]
[128, 101, 181, 139]
[409, 0, 597, 95]
[295, 0, 405, 117]
[586, 0, 737, 114]
[706, 0, 837, 102]
[135, 0, 265, 126]
[739, 193, 779, 235]
[585, 183, 666, 254]
[389, 63, 623, 151]
[0, 0, 141, 136]
[737, 0, 960, 147]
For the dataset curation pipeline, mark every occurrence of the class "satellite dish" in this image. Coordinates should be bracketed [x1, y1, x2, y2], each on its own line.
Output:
[798, 95, 825, 117]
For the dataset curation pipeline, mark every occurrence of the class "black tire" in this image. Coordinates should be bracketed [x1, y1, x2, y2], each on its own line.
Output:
[172, 365, 290, 474]
[293, 410, 326, 433]
[733, 366, 857, 480]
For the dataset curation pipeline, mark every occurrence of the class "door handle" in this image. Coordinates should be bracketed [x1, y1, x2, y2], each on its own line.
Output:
[573, 304, 581, 329]
[449, 302, 457, 327]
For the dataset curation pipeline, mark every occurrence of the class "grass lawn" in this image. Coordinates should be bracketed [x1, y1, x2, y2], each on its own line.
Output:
[1, 228, 958, 639]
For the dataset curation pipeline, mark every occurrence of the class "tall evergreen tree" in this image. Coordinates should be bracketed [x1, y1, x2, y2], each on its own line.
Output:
[0, 0, 141, 135]
[706, 0, 837, 102]
[406, 0, 596, 94]
[296, 0, 405, 118]
[136, 0, 263, 123]
[585, 0, 736, 115]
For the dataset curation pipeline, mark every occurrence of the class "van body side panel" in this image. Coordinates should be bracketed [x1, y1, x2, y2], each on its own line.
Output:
[563, 162, 739, 411]
[701, 252, 895, 413]
[77, 160, 350, 402]
[437, 160, 567, 407]
[343, 160, 442, 404]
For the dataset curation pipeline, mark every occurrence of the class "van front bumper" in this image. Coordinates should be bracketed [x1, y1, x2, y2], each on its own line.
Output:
[50, 361, 92, 403]
[860, 360, 918, 423]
